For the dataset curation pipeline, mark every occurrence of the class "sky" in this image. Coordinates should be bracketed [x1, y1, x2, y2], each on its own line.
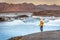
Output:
[0, 0, 60, 5]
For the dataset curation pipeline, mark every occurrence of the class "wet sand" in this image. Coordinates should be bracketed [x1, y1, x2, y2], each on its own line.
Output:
[8, 30, 60, 40]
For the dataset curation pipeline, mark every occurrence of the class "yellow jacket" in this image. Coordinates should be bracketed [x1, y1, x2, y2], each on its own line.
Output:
[39, 21, 44, 26]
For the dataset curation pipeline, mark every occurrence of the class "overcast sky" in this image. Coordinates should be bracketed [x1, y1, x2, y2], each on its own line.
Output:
[0, 0, 60, 5]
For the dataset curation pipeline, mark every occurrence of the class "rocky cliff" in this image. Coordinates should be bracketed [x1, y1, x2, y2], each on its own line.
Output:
[0, 3, 60, 12]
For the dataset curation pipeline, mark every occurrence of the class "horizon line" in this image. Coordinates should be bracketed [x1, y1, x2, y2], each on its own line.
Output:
[0, 2, 60, 5]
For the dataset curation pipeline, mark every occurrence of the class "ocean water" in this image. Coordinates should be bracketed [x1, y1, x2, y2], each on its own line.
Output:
[0, 17, 60, 40]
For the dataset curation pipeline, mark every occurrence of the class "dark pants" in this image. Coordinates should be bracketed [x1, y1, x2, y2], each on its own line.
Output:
[40, 26, 43, 32]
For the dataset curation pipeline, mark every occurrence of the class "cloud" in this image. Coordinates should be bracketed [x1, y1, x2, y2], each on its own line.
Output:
[0, 0, 5, 2]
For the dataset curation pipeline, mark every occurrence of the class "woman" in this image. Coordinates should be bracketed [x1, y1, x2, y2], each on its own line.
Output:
[39, 20, 44, 32]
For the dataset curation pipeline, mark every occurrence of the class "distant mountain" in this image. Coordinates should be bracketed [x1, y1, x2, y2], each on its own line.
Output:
[0, 3, 60, 12]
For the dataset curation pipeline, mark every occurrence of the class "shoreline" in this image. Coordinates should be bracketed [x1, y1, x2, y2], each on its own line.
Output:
[8, 30, 60, 40]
